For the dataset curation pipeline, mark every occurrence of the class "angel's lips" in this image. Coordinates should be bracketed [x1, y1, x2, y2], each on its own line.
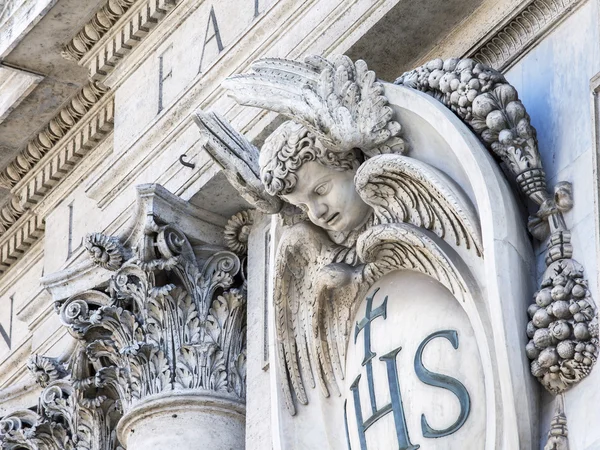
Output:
[326, 212, 340, 225]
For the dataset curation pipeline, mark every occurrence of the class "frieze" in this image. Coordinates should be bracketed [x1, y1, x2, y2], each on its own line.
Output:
[468, 0, 586, 71]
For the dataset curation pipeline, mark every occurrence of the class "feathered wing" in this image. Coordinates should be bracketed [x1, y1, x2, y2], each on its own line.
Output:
[274, 222, 361, 415]
[357, 223, 468, 299]
[193, 110, 282, 213]
[355, 154, 483, 256]
[222, 55, 404, 156]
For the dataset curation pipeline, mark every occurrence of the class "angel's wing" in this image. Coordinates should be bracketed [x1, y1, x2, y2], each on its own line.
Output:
[355, 154, 483, 256]
[193, 111, 282, 213]
[274, 222, 360, 415]
[222, 55, 404, 156]
[358, 223, 468, 298]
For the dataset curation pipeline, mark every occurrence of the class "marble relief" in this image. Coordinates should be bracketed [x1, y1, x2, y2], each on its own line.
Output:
[198, 53, 597, 449]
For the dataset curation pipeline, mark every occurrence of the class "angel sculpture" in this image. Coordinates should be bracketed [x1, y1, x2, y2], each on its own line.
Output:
[195, 55, 482, 415]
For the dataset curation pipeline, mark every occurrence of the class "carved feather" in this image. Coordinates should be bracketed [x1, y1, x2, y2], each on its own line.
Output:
[273, 222, 362, 414]
[357, 223, 468, 298]
[222, 54, 404, 156]
[193, 111, 282, 213]
[355, 154, 483, 256]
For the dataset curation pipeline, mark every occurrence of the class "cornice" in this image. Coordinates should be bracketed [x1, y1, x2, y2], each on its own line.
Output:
[0, 0, 179, 278]
[15, 93, 115, 209]
[64, 0, 179, 81]
[467, 0, 585, 71]
[0, 211, 44, 275]
[0, 81, 108, 189]
[61, 0, 137, 62]
[0, 89, 114, 278]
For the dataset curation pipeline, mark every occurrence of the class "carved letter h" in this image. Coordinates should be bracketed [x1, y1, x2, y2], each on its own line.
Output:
[350, 289, 419, 450]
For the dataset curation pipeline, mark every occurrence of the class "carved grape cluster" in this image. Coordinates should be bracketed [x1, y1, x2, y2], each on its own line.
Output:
[396, 58, 546, 205]
[526, 261, 599, 393]
[395, 58, 504, 121]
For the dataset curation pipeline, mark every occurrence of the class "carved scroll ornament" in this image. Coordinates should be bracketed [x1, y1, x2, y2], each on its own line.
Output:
[0, 201, 247, 449]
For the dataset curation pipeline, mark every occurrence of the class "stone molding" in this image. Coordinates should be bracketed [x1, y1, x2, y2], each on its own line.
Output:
[15, 93, 115, 210]
[61, 0, 138, 62]
[0, 0, 179, 278]
[467, 0, 585, 71]
[0, 212, 44, 275]
[0, 84, 113, 278]
[0, 81, 108, 190]
[74, 0, 179, 81]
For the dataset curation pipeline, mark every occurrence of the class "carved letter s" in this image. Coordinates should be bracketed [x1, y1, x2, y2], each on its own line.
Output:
[414, 330, 471, 438]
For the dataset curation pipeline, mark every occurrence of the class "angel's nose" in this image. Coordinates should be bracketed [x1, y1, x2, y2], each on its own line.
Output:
[310, 200, 328, 220]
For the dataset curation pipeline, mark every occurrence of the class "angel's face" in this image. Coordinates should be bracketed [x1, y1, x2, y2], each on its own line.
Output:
[281, 161, 372, 232]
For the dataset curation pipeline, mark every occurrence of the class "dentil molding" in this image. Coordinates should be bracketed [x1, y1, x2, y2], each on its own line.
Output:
[64, 0, 180, 81]
[0, 86, 114, 277]
[468, 0, 585, 71]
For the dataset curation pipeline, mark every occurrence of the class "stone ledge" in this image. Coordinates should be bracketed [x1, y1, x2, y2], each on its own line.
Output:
[61, 0, 138, 62]
[0, 212, 44, 275]
[78, 0, 180, 81]
[15, 95, 115, 209]
[0, 93, 114, 279]
[0, 81, 108, 190]
[468, 0, 585, 70]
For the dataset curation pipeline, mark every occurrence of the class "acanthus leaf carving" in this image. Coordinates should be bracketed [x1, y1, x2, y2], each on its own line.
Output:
[55, 223, 247, 414]
[0, 188, 246, 449]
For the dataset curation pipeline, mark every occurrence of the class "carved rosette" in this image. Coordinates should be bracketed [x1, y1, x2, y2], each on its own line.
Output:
[84, 233, 125, 270]
[224, 210, 254, 255]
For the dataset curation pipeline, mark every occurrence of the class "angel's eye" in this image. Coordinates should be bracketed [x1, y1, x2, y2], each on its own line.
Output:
[314, 182, 330, 196]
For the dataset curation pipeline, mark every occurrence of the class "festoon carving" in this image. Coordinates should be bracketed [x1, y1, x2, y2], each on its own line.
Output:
[195, 54, 597, 447]
[395, 58, 598, 401]
[0, 187, 247, 449]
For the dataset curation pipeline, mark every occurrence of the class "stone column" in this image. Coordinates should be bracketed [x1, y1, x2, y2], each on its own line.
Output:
[0, 185, 247, 450]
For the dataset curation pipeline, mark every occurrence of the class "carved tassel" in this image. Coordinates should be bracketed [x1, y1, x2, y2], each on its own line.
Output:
[544, 394, 569, 450]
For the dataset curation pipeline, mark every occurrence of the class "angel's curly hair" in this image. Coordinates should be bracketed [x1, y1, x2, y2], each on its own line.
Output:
[259, 121, 360, 196]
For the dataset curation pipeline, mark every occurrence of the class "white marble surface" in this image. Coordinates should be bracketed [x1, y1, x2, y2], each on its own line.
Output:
[345, 271, 486, 449]
[506, 2, 600, 447]
[0, 65, 42, 123]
